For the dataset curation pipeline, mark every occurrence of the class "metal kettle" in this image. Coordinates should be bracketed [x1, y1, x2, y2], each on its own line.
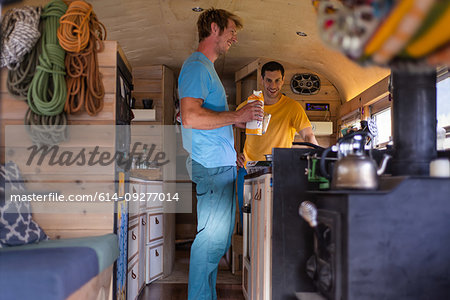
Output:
[321, 132, 391, 190]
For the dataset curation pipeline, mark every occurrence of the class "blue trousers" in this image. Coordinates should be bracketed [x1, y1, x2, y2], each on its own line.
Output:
[187, 159, 237, 300]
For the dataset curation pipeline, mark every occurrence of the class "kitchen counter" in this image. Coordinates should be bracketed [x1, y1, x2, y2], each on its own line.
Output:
[130, 169, 162, 181]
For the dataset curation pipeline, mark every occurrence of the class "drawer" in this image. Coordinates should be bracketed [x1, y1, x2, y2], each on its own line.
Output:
[146, 243, 163, 283]
[128, 218, 139, 260]
[127, 256, 139, 300]
[146, 182, 164, 209]
[148, 213, 163, 242]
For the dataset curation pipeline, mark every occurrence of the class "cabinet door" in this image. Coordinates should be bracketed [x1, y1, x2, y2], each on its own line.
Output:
[138, 214, 147, 291]
[127, 258, 139, 300]
[249, 175, 272, 300]
[146, 243, 163, 283]
[148, 213, 164, 242]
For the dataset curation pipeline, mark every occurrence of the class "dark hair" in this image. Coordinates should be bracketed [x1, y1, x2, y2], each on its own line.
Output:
[197, 8, 243, 42]
[261, 61, 285, 78]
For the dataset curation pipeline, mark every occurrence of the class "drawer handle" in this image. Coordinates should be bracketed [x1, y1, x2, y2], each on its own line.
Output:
[155, 249, 159, 257]
[132, 270, 137, 279]
[132, 231, 137, 240]
[155, 217, 159, 224]
[142, 219, 146, 226]
[254, 189, 261, 201]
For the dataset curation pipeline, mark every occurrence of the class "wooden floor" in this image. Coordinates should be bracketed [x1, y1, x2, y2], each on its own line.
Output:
[139, 242, 244, 300]
[139, 283, 244, 300]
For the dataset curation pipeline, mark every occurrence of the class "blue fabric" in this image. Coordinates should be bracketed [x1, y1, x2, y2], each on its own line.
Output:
[237, 167, 247, 228]
[0, 233, 119, 272]
[0, 247, 98, 300]
[178, 52, 236, 168]
[0, 163, 48, 248]
[187, 159, 236, 300]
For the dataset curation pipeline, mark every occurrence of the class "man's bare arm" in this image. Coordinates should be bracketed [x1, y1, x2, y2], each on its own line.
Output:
[298, 126, 319, 145]
[181, 97, 263, 130]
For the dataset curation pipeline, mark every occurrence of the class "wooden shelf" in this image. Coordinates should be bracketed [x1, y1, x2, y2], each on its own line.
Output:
[132, 109, 156, 121]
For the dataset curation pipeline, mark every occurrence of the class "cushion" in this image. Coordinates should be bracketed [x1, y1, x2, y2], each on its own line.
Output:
[0, 247, 99, 300]
[0, 162, 48, 248]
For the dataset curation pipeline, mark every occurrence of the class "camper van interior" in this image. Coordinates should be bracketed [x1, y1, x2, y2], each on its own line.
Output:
[0, 0, 449, 300]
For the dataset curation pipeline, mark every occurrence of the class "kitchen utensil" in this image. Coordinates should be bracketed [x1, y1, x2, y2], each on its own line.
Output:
[320, 131, 391, 189]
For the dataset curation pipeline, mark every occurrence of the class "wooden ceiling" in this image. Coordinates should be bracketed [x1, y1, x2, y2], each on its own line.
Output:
[2, 0, 390, 102]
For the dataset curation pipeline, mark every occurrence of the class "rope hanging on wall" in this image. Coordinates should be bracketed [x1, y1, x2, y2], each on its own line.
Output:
[7, 22, 42, 100]
[27, 0, 68, 116]
[0, 6, 42, 70]
[25, 108, 68, 146]
[58, 0, 107, 116]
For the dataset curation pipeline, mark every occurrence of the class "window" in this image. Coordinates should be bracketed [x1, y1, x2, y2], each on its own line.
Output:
[372, 108, 391, 147]
[437, 76, 450, 150]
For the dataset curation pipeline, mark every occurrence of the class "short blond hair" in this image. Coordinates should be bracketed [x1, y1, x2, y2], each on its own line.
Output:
[197, 8, 243, 42]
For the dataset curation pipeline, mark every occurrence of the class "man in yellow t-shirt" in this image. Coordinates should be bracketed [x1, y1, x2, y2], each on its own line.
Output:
[236, 61, 319, 167]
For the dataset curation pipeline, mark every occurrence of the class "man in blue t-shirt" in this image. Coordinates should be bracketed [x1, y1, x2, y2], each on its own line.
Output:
[178, 7, 263, 300]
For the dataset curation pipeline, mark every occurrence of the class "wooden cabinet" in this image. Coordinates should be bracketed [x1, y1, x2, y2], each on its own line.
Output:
[243, 173, 272, 300]
[128, 178, 174, 286]
[128, 64, 176, 289]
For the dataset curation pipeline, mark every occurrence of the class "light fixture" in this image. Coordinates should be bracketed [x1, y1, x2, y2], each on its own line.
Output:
[296, 31, 308, 37]
[192, 7, 204, 12]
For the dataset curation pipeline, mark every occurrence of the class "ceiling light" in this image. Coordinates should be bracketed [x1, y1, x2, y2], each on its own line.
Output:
[296, 31, 307, 37]
[192, 7, 204, 12]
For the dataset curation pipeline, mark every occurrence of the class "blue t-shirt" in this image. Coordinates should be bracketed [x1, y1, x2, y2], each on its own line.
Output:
[178, 52, 236, 168]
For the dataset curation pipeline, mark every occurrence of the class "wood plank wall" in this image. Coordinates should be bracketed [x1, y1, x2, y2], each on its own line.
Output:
[0, 41, 124, 239]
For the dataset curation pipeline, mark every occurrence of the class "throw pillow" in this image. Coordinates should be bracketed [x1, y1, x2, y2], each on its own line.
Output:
[0, 162, 48, 247]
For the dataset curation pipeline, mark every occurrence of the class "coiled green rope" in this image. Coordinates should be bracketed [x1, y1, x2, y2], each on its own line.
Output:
[27, 0, 68, 116]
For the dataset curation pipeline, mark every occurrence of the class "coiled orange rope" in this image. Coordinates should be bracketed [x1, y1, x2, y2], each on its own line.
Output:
[57, 0, 107, 116]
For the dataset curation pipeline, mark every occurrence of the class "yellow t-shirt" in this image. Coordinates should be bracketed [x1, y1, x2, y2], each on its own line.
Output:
[237, 94, 311, 164]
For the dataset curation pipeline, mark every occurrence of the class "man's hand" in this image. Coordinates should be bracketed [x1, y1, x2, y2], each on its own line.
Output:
[236, 153, 246, 168]
[235, 101, 264, 123]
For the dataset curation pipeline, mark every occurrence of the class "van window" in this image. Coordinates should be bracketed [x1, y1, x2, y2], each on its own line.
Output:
[437, 76, 450, 149]
[372, 108, 391, 147]
[437, 77, 450, 127]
